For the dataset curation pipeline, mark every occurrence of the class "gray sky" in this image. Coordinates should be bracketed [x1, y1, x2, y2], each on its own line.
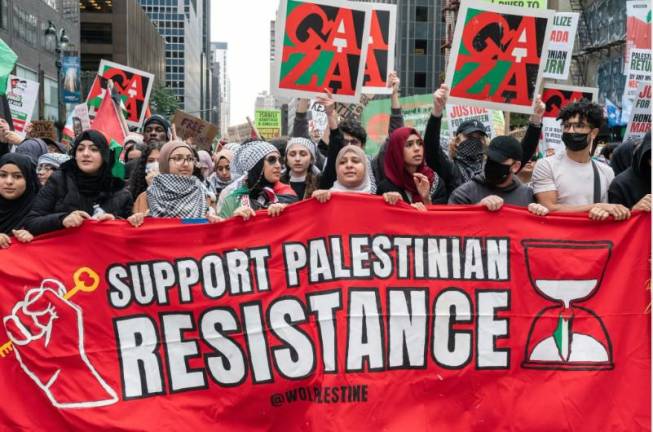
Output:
[211, 1, 278, 127]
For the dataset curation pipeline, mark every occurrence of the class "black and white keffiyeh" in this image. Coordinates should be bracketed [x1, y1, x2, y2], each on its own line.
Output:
[454, 139, 485, 182]
[147, 174, 208, 218]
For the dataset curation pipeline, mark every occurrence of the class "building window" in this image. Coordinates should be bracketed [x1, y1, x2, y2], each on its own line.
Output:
[44, 77, 59, 121]
[81, 22, 113, 44]
[416, 6, 428, 22]
[13, 6, 38, 46]
[414, 72, 426, 88]
[414, 39, 427, 55]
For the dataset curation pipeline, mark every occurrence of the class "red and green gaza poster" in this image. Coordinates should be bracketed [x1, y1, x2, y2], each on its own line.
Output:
[86, 60, 154, 129]
[361, 4, 396, 95]
[0, 195, 650, 430]
[273, 0, 371, 103]
[445, 0, 554, 114]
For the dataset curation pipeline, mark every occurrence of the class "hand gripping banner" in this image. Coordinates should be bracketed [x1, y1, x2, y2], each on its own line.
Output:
[0, 195, 649, 430]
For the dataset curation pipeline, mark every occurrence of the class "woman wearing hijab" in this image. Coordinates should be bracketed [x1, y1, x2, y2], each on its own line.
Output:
[24, 130, 133, 236]
[219, 140, 297, 220]
[0, 154, 39, 248]
[14, 138, 49, 165]
[281, 137, 321, 200]
[311, 145, 371, 203]
[208, 148, 234, 198]
[377, 127, 447, 208]
[128, 140, 219, 227]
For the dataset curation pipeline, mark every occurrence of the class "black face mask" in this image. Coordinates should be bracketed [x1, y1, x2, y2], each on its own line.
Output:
[562, 132, 590, 151]
[484, 159, 512, 185]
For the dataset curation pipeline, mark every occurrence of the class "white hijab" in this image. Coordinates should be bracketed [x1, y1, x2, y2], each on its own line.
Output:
[330, 145, 372, 193]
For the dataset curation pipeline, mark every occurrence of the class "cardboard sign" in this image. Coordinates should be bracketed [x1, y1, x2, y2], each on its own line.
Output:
[227, 122, 254, 143]
[272, 0, 371, 103]
[446, 105, 505, 140]
[254, 109, 282, 139]
[445, 1, 554, 114]
[6, 74, 39, 138]
[87, 60, 154, 129]
[172, 111, 219, 150]
[542, 13, 579, 80]
[540, 83, 598, 155]
[623, 81, 652, 142]
[28, 120, 57, 141]
[361, 4, 397, 95]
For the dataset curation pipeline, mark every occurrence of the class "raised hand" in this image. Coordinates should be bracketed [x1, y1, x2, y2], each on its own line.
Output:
[432, 84, 449, 118]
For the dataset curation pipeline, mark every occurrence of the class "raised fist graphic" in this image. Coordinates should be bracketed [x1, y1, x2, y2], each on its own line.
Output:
[3, 278, 118, 409]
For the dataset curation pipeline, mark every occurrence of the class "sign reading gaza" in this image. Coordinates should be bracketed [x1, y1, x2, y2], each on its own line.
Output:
[0, 196, 649, 430]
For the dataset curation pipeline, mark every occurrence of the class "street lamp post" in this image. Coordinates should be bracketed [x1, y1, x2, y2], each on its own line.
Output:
[44, 21, 69, 137]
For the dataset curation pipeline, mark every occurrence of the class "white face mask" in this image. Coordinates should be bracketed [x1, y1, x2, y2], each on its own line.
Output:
[145, 162, 159, 174]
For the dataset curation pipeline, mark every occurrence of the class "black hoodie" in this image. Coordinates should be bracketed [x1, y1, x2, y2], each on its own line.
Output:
[608, 132, 651, 209]
[448, 174, 534, 206]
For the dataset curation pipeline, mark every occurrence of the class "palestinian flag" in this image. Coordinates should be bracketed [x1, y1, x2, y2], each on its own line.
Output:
[0, 38, 17, 96]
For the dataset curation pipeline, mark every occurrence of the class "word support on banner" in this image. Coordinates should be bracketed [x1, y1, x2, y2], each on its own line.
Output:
[0, 196, 649, 431]
[361, 4, 397, 95]
[6, 74, 38, 138]
[542, 12, 579, 80]
[540, 83, 597, 155]
[445, 1, 555, 114]
[624, 81, 652, 142]
[272, 0, 372, 103]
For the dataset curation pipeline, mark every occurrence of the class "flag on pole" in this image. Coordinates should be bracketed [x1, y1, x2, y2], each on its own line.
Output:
[0, 38, 17, 96]
[91, 82, 128, 178]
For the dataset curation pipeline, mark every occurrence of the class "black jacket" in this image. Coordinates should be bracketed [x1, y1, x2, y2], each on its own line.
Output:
[24, 169, 133, 236]
[608, 135, 651, 209]
[449, 174, 534, 206]
[610, 139, 635, 177]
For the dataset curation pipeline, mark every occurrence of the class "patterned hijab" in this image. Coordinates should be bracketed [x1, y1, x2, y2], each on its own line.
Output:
[147, 174, 208, 218]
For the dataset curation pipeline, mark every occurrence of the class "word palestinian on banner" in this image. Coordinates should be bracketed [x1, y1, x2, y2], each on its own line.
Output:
[6, 74, 38, 138]
[483, 0, 547, 8]
[623, 81, 652, 142]
[272, 0, 371, 103]
[87, 60, 154, 129]
[445, 0, 554, 114]
[254, 109, 282, 139]
[172, 111, 218, 151]
[0, 195, 649, 430]
[542, 12, 579, 80]
[446, 105, 505, 139]
[360, 94, 449, 157]
[541, 83, 597, 155]
[361, 4, 397, 95]
[27, 120, 57, 141]
[626, 0, 651, 70]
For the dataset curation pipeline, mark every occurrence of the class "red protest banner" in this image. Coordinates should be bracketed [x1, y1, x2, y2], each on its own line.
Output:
[0, 195, 649, 430]
[445, 1, 554, 114]
[272, 0, 371, 103]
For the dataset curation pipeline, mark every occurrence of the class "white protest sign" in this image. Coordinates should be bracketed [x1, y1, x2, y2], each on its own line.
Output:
[6, 75, 39, 138]
[542, 13, 579, 80]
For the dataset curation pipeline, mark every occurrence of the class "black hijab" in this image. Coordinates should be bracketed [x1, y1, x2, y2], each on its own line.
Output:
[0, 153, 39, 234]
[62, 129, 124, 197]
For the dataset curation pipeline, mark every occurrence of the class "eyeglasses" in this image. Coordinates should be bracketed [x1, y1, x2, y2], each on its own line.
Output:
[562, 121, 590, 131]
[265, 155, 280, 164]
[343, 138, 361, 146]
[168, 155, 197, 164]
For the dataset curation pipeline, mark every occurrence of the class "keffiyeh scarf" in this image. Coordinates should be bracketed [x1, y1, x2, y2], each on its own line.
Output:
[147, 174, 208, 218]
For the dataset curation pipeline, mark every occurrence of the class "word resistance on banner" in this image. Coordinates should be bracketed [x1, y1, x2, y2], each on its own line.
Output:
[108, 235, 510, 399]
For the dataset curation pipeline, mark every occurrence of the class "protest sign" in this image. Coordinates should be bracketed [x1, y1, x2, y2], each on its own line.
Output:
[445, 1, 554, 114]
[87, 60, 154, 129]
[542, 13, 579, 80]
[541, 83, 597, 155]
[227, 122, 253, 142]
[483, 0, 547, 7]
[27, 120, 57, 141]
[623, 81, 651, 142]
[309, 100, 328, 138]
[626, 1, 651, 70]
[254, 109, 282, 139]
[335, 93, 374, 121]
[360, 94, 448, 156]
[0, 196, 649, 430]
[62, 103, 92, 146]
[6, 74, 38, 137]
[446, 105, 504, 139]
[361, 4, 397, 95]
[62, 56, 81, 104]
[172, 111, 219, 150]
[623, 48, 651, 102]
[272, 0, 371, 103]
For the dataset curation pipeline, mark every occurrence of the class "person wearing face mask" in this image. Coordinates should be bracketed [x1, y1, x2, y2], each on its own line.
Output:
[219, 141, 298, 220]
[449, 136, 549, 216]
[281, 137, 321, 200]
[130, 143, 164, 214]
[532, 100, 631, 221]
[24, 130, 133, 236]
[425, 84, 544, 197]
[608, 131, 651, 211]
[0, 154, 39, 248]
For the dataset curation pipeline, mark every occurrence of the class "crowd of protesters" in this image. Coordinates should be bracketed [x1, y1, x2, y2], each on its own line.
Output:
[0, 73, 650, 249]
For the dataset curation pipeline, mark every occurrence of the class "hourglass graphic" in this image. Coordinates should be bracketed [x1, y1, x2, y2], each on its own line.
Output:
[521, 240, 614, 370]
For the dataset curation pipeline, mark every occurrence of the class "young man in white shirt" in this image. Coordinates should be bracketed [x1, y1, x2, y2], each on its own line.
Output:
[532, 100, 630, 221]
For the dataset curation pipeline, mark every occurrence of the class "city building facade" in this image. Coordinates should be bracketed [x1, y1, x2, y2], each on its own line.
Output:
[210, 41, 230, 137]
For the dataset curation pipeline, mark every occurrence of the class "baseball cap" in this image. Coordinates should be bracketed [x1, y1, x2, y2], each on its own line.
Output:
[487, 136, 523, 163]
[456, 119, 487, 136]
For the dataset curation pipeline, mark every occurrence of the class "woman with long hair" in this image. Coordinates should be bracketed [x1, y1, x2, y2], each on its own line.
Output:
[280, 137, 321, 200]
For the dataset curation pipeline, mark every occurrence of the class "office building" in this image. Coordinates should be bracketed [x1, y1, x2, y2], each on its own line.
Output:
[210, 41, 230, 136]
